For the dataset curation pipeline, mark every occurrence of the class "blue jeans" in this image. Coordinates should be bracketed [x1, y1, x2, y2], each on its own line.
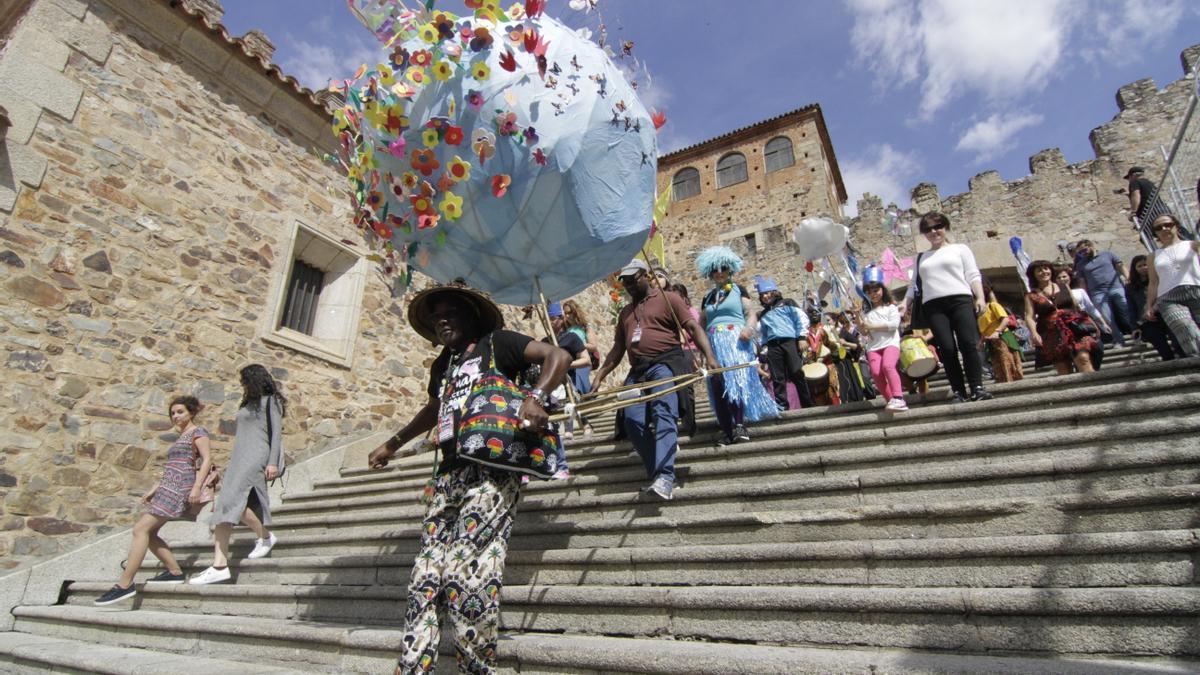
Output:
[1090, 286, 1132, 346]
[622, 363, 678, 483]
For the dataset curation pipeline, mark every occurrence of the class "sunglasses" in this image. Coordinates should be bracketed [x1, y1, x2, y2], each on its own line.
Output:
[1152, 223, 1176, 232]
[618, 271, 644, 283]
[708, 265, 732, 276]
[919, 223, 947, 234]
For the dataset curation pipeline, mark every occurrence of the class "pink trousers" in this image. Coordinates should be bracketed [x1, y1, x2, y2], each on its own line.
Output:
[867, 346, 902, 401]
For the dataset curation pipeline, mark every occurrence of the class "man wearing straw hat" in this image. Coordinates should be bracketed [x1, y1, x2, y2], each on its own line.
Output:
[592, 259, 718, 500]
[367, 282, 570, 674]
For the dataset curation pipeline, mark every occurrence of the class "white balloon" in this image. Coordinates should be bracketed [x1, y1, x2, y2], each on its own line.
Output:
[793, 216, 848, 261]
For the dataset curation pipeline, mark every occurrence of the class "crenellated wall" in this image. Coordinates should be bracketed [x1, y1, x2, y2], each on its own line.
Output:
[848, 43, 1200, 299]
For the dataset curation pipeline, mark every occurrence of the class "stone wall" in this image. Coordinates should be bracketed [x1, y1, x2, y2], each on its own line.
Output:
[0, 0, 446, 569]
[847, 44, 1200, 302]
[653, 106, 848, 305]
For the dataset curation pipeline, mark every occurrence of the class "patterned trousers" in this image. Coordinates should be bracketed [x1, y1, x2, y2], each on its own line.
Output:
[1157, 284, 1200, 358]
[399, 463, 522, 674]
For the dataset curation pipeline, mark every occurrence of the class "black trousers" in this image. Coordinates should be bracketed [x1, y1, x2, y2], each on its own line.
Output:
[765, 338, 815, 409]
[923, 294, 984, 395]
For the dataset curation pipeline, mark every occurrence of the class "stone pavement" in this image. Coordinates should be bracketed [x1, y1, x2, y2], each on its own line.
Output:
[1, 348, 1198, 673]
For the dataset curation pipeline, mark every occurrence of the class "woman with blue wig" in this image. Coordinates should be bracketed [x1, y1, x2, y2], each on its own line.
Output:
[696, 246, 780, 445]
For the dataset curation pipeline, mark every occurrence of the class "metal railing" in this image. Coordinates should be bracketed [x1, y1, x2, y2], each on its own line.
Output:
[1138, 61, 1200, 248]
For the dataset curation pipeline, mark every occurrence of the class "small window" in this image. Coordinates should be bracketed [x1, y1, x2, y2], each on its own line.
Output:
[281, 260, 325, 335]
[764, 137, 794, 173]
[671, 167, 701, 201]
[716, 152, 748, 189]
[264, 221, 367, 368]
[743, 233, 757, 255]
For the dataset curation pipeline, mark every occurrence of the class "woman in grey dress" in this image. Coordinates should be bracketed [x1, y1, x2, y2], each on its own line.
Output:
[189, 364, 286, 585]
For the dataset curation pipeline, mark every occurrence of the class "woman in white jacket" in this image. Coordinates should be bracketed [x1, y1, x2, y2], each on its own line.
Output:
[901, 212, 991, 403]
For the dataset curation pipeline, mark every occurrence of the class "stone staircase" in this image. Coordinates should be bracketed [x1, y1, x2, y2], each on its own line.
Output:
[2, 348, 1199, 673]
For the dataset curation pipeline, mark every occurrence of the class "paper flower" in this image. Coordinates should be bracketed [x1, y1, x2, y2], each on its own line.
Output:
[469, 26, 494, 52]
[471, 61, 490, 81]
[466, 90, 484, 109]
[432, 11, 456, 40]
[495, 111, 518, 136]
[507, 27, 524, 45]
[652, 110, 666, 130]
[407, 68, 427, 85]
[366, 190, 384, 209]
[525, 0, 545, 18]
[422, 128, 440, 148]
[491, 174, 511, 198]
[440, 192, 464, 221]
[373, 221, 392, 238]
[411, 148, 440, 176]
[444, 125, 464, 146]
[401, 172, 419, 190]
[499, 49, 517, 72]
[522, 126, 538, 146]
[436, 172, 455, 193]
[533, 148, 546, 165]
[418, 23, 438, 44]
[472, 129, 496, 164]
[411, 193, 435, 215]
[432, 61, 454, 81]
[418, 213, 439, 230]
[385, 137, 407, 157]
[448, 156, 471, 182]
[411, 50, 433, 67]
[378, 65, 395, 86]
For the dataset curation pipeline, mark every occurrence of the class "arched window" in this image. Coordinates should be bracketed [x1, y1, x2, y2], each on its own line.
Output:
[764, 136, 794, 173]
[671, 167, 701, 201]
[716, 152, 748, 188]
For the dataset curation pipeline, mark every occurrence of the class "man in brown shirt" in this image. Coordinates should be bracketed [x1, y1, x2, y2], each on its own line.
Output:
[592, 259, 717, 499]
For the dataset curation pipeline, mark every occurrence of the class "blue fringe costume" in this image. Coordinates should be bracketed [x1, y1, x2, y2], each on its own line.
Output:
[696, 246, 780, 438]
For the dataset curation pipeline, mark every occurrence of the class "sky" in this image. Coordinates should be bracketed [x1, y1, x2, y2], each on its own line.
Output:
[220, 1, 1200, 217]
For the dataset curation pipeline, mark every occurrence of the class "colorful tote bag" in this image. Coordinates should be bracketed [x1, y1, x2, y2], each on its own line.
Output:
[457, 337, 561, 479]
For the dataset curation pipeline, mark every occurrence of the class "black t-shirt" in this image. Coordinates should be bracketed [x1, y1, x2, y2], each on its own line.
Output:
[1129, 177, 1159, 216]
[427, 329, 533, 473]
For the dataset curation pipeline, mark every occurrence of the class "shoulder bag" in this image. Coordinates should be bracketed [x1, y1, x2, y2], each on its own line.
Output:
[908, 252, 929, 329]
[456, 336, 562, 479]
[187, 431, 221, 518]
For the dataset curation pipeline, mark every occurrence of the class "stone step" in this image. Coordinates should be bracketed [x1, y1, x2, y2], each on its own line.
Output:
[129, 529, 1199, 590]
[334, 357, 1198, 484]
[153, 484, 1200, 560]
[11, 607, 1196, 675]
[257, 423, 1200, 536]
[290, 380, 1200, 509]
[0, 631, 306, 674]
[53, 582, 1200, 657]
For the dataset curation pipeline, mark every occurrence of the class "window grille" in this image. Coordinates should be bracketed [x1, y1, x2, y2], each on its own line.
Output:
[764, 137, 795, 173]
[716, 153, 748, 188]
[671, 167, 701, 201]
[280, 260, 324, 335]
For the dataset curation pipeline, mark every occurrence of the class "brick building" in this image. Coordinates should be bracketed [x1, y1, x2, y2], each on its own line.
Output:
[654, 105, 848, 299]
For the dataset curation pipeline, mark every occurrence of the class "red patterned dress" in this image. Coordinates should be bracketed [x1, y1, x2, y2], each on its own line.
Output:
[1027, 286, 1099, 366]
[147, 426, 208, 519]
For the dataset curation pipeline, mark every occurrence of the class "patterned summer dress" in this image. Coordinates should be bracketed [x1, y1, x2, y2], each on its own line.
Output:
[146, 426, 208, 519]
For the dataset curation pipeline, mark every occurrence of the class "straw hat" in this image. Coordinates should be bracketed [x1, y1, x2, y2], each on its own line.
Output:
[407, 281, 504, 344]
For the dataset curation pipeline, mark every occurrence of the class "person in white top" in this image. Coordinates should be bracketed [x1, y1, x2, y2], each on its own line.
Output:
[859, 267, 906, 412]
[900, 212, 992, 403]
[1145, 214, 1200, 357]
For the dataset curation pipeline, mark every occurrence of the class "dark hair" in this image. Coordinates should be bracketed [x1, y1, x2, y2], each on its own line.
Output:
[239, 364, 287, 417]
[168, 395, 202, 417]
[918, 212, 951, 233]
[1152, 214, 1182, 229]
[670, 282, 691, 305]
[1129, 254, 1150, 290]
[1053, 265, 1080, 289]
[863, 281, 892, 305]
[1025, 260, 1055, 288]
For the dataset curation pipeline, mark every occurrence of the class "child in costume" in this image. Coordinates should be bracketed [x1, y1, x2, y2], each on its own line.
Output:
[860, 266, 907, 412]
[754, 276, 815, 410]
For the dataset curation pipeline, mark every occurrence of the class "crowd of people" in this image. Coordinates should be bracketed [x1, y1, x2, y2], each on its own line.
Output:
[96, 204, 1200, 674]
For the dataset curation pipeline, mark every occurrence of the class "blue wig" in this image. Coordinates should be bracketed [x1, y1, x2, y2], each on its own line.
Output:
[695, 245, 744, 278]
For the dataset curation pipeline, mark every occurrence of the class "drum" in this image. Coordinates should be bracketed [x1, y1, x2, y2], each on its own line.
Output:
[802, 362, 829, 393]
[899, 336, 938, 379]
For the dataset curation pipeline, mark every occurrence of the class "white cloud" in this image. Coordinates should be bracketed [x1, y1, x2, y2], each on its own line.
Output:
[955, 112, 1043, 163]
[841, 144, 921, 217]
[846, 0, 1071, 119]
[279, 36, 382, 91]
[1084, 0, 1188, 63]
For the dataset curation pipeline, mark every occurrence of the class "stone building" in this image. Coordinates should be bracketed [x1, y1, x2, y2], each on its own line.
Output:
[849, 44, 1200, 306]
[0, 0, 486, 568]
[654, 105, 848, 299]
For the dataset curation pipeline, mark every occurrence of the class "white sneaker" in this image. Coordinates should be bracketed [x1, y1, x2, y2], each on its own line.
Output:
[886, 398, 909, 412]
[649, 475, 674, 501]
[187, 566, 231, 585]
[247, 532, 277, 559]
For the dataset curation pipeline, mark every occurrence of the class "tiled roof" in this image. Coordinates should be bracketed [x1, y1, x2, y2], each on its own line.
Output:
[167, 0, 333, 114]
[658, 104, 820, 161]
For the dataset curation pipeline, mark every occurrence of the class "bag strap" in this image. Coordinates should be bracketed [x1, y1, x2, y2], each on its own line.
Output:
[914, 252, 925, 298]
